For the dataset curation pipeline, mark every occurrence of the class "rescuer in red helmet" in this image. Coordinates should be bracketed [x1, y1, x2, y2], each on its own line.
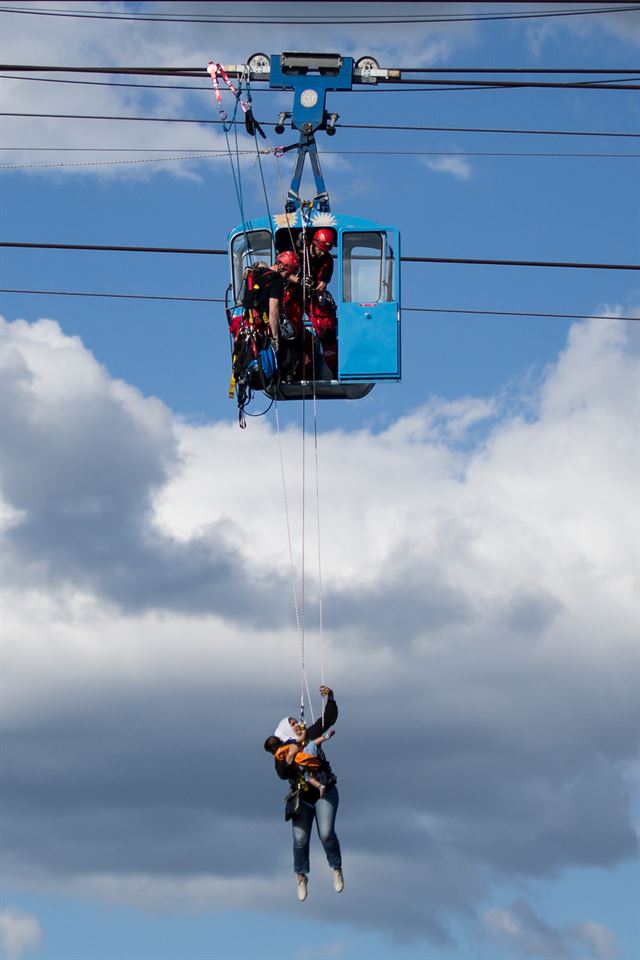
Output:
[233, 251, 299, 346]
[276, 250, 300, 274]
[306, 228, 338, 377]
[277, 250, 307, 382]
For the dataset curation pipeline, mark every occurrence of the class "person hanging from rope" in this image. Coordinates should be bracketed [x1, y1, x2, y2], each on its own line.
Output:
[270, 728, 336, 798]
[263, 685, 343, 902]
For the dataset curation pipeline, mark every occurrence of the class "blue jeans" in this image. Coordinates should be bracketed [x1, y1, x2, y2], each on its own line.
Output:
[292, 786, 342, 876]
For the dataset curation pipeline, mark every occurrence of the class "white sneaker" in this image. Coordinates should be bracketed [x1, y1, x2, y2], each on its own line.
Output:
[296, 874, 308, 902]
[333, 868, 344, 893]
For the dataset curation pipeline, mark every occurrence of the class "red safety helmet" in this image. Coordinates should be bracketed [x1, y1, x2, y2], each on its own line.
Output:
[312, 228, 336, 252]
[276, 250, 300, 272]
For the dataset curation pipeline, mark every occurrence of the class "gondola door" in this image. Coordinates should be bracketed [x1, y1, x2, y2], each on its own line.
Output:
[337, 228, 401, 381]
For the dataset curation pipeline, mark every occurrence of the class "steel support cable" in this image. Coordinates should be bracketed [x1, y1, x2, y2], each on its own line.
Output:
[2, 289, 637, 324]
[5, 67, 640, 77]
[0, 4, 637, 23]
[2, 70, 639, 91]
[2, 242, 637, 272]
[2, 73, 639, 97]
[0, 77, 584, 96]
[3, 111, 638, 139]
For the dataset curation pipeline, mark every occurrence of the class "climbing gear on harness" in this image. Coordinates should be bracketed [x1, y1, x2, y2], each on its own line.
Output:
[232, 330, 276, 428]
[241, 264, 277, 326]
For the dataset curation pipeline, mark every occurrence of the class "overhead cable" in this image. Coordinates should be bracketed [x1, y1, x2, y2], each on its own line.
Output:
[4, 73, 637, 96]
[2, 111, 637, 139]
[0, 3, 636, 24]
[1, 63, 640, 88]
[2, 241, 637, 271]
[1, 287, 637, 324]
[0, 66, 637, 90]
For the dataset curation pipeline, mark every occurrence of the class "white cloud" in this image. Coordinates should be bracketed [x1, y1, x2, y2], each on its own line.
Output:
[525, 5, 640, 56]
[422, 154, 472, 180]
[483, 899, 618, 960]
[0, 311, 638, 946]
[0, 909, 43, 960]
[570, 921, 618, 960]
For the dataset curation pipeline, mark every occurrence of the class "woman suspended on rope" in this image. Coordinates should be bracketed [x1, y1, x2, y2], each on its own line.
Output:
[263, 685, 343, 902]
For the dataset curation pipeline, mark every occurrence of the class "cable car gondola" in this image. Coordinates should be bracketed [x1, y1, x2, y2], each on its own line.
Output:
[224, 53, 401, 405]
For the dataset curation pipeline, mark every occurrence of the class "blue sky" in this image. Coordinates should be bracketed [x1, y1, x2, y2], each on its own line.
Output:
[1, 3, 639, 960]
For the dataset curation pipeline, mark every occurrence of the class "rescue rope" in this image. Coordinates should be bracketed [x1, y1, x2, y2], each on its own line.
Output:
[300, 390, 306, 721]
[207, 61, 253, 267]
[274, 398, 315, 725]
[222, 104, 328, 726]
[312, 374, 327, 705]
[308, 291, 327, 724]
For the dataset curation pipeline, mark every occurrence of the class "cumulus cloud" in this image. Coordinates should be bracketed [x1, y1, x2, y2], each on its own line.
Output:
[0, 317, 290, 622]
[0, 311, 638, 947]
[423, 154, 472, 180]
[525, 4, 640, 57]
[0, 908, 43, 960]
[483, 898, 618, 960]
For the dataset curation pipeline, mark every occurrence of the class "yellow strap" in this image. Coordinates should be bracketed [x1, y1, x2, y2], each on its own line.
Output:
[228, 372, 236, 398]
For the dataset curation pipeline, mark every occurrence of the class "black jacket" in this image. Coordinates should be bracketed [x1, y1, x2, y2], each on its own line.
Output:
[274, 697, 338, 804]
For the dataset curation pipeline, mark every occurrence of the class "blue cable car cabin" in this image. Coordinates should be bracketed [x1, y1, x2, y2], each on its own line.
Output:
[227, 212, 401, 401]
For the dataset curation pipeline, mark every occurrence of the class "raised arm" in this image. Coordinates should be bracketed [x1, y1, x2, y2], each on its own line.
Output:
[305, 686, 338, 742]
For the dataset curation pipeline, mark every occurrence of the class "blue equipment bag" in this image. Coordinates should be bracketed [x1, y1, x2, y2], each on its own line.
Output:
[246, 345, 276, 388]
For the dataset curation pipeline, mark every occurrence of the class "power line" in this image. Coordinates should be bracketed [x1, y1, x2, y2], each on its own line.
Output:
[1, 66, 637, 91]
[2, 111, 637, 139]
[1, 287, 637, 323]
[0, 3, 636, 24]
[2, 241, 638, 272]
[1, 63, 639, 88]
